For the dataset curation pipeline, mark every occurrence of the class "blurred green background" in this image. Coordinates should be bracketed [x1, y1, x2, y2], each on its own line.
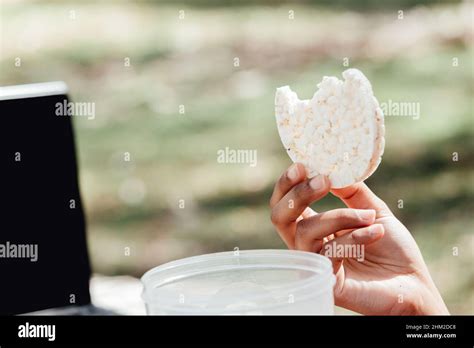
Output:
[1, 0, 473, 314]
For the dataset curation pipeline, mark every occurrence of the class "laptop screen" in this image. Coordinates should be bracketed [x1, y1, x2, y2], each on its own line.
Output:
[1, 82, 91, 314]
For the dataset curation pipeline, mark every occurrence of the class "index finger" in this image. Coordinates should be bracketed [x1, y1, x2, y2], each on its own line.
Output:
[269, 163, 306, 208]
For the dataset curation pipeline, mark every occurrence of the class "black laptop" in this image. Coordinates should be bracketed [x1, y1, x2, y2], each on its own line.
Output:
[1, 82, 92, 315]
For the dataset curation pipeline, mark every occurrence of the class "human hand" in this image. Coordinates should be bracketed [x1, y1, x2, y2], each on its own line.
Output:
[270, 163, 449, 315]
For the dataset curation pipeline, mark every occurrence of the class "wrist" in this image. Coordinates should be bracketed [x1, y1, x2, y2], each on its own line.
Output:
[389, 279, 449, 315]
[410, 284, 449, 315]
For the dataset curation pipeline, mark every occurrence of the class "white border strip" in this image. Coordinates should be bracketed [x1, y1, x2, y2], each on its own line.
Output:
[0, 81, 69, 101]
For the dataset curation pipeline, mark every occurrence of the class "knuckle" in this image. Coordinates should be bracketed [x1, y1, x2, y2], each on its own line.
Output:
[294, 181, 313, 202]
[295, 219, 310, 240]
[277, 172, 290, 188]
[270, 209, 282, 226]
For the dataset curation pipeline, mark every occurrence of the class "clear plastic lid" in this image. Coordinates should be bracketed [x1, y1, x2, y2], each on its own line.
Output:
[141, 249, 334, 314]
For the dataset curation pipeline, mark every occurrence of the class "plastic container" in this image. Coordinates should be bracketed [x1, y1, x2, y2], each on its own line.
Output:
[141, 249, 335, 315]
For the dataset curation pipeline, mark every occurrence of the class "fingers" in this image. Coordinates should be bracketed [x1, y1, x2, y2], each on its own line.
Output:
[331, 182, 392, 217]
[320, 224, 385, 261]
[352, 224, 385, 243]
[270, 163, 306, 209]
[295, 208, 376, 252]
[272, 175, 330, 223]
[270, 175, 330, 249]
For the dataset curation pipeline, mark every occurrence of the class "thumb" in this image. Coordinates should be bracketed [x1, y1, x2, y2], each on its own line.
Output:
[331, 182, 392, 217]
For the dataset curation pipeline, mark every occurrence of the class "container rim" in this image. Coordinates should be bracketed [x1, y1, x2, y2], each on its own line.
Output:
[141, 249, 334, 312]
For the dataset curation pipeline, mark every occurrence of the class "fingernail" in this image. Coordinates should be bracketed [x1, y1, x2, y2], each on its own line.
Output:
[353, 224, 381, 240]
[368, 224, 382, 236]
[351, 228, 366, 239]
[356, 209, 376, 222]
[309, 175, 325, 190]
[287, 164, 299, 181]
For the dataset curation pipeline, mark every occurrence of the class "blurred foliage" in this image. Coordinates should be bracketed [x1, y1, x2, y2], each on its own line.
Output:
[1, 0, 473, 314]
[151, 0, 462, 10]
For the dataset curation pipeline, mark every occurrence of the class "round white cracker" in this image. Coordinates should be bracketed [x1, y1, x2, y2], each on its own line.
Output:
[275, 68, 385, 188]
